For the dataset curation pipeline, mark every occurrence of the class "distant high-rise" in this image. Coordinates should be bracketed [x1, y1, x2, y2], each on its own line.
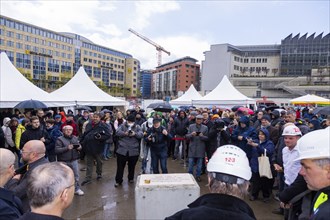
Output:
[139, 70, 152, 99]
[152, 57, 200, 99]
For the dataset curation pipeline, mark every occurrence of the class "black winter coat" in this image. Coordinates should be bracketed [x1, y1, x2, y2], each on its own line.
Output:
[145, 126, 172, 150]
[279, 174, 309, 220]
[165, 193, 256, 220]
[5, 157, 49, 212]
[19, 126, 50, 149]
[207, 127, 230, 157]
[174, 117, 189, 136]
[80, 121, 110, 155]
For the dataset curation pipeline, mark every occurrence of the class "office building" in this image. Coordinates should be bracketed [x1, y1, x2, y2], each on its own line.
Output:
[152, 57, 200, 99]
[201, 33, 330, 102]
[139, 70, 152, 99]
[0, 15, 139, 97]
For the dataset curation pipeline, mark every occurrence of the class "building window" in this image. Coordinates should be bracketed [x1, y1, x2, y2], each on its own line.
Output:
[251, 58, 255, 63]
[256, 82, 261, 88]
[118, 72, 124, 81]
[93, 67, 101, 78]
[262, 58, 267, 63]
[84, 65, 92, 76]
[16, 53, 31, 69]
[244, 58, 249, 63]
[16, 42, 23, 49]
[6, 41, 14, 47]
[256, 91, 261, 98]
[256, 58, 261, 63]
[61, 61, 71, 73]
[6, 31, 14, 38]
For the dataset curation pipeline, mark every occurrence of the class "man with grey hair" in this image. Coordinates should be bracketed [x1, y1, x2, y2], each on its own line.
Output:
[55, 125, 84, 196]
[18, 162, 75, 220]
[6, 140, 49, 212]
[0, 148, 23, 219]
[166, 145, 256, 220]
[296, 128, 330, 219]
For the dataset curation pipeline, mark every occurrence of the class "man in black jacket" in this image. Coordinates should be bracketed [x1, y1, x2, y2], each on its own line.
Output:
[166, 145, 256, 220]
[19, 116, 50, 149]
[173, 110, 189, 160]
[295, 129, 330, 220]
[207, 119, 231, 159]
[146, 118, 172, 174]
[0, 148, 23, 219]
[6, 140, 49, 212]
[80, 113, 110, 186]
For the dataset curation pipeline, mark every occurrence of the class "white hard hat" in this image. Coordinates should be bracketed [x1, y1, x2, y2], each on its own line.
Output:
[207, 145, 252, 181]
[282, 125, 302, 136]
[295, 129, 330, 161]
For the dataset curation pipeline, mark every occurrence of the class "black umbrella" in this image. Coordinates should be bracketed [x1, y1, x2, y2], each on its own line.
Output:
[265, 106, 281, 112]
[75, 105, 92, 111]
[231, 105, 243, 112]
[313, 106, 330, 115]
[101, 109, 113, 114]
[14, 99, 47, 109]
[151, 102, 173, 113]
[147, 102, 160, 109]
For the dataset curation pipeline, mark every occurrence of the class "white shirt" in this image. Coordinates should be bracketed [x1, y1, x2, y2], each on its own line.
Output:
[282, 146, 301, 186]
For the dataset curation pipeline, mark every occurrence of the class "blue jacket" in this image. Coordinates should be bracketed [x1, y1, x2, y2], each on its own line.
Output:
[231, 116, 257, 159]
[250, 128, 275, 173]
[46, 126, 63, 156]
[0, 187, 23, 219]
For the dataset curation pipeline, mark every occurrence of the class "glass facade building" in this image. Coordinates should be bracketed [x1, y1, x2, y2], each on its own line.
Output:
[0, 15, 139, 96]
[139, 70, 152, 99]
[280, 33, 330, 76]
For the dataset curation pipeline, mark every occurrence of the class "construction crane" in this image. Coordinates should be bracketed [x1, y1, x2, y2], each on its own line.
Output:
[128, 28, 170, 66]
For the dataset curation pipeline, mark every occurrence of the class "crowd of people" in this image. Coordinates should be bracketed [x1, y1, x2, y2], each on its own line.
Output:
[0, 105, 329, 219]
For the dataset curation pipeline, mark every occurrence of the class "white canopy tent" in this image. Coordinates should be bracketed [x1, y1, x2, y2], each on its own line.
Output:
[192, 75, 256, 108]
[0, 52, 66, 108]
[170, 84, 202, 106]
[290, 94, 330, 105]
[49, 66, 127, 106]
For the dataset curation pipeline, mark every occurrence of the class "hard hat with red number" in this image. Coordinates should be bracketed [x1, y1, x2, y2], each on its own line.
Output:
[282, 124, 302, 136]
[207, 145, 252, 181]
[295, 128, 330, 161]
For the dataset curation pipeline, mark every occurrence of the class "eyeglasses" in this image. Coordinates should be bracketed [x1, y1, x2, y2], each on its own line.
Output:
[20, 150, 32, 154]
[60, 183, 75, 198]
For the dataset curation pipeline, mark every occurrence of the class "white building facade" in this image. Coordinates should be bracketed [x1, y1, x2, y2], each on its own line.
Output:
[152, 68, 177, 99]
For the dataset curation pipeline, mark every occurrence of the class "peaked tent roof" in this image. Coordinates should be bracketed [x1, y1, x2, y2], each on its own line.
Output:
[290, 94, 330, 105]
[192, 75, 255, 107]
[49, 66, 127, 106]
[0, 52, 64, 108]
[170, 84, 202, 106]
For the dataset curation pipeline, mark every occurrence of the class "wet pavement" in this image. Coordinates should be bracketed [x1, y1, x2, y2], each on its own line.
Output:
[63, 158, 283, 220]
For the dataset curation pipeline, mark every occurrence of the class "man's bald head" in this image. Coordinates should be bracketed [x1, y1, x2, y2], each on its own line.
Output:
[22, 140, 46, 164]
[0, 148, 16, 186]
[24, 140, 46, 154]
[0, 148, 15, 174]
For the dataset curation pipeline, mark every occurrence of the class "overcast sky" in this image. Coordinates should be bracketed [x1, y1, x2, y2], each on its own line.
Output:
[1, 1, 329, 69]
